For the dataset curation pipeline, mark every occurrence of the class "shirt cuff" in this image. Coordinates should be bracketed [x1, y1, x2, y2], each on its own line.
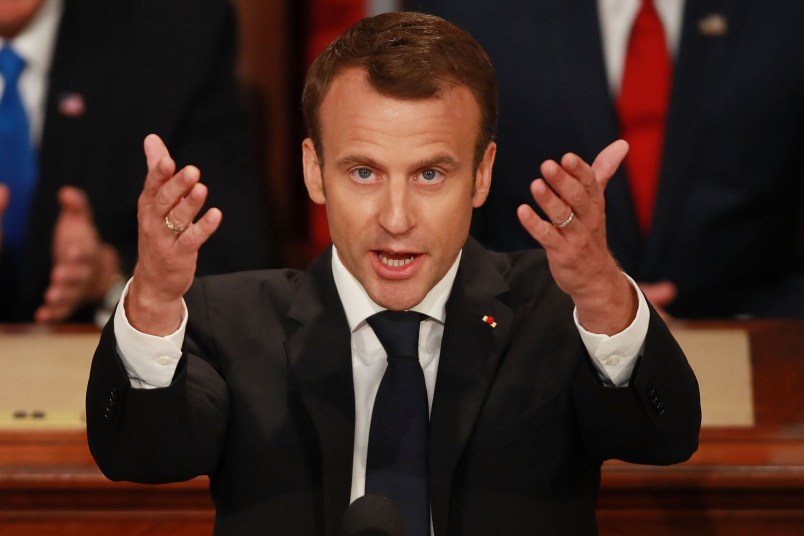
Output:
[573, 273, 649, 386]
[113, 278, 188, 389]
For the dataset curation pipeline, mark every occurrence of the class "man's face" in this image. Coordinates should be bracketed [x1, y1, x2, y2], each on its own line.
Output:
[303, 68, 496, 311]
[0, 0, 45, 38]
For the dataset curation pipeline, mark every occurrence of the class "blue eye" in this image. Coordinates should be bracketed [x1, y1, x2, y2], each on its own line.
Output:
[353, 168, 374, 180]
[349, 167, 376, 182]
[419, 169, 442, 182]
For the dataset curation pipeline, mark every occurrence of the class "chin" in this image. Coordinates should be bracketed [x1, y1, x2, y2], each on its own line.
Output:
[369, 284, 426, 312]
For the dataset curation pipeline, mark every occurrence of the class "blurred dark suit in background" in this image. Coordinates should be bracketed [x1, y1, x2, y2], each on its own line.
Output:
[0, 0, 274, 322]
[415, 0, 804, 318]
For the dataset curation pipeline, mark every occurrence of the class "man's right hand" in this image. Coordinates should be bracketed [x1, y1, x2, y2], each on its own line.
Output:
[125, 134, 222, 335]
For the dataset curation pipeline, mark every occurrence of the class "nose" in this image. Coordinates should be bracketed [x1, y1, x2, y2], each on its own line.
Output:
[377, 177, 415, 236]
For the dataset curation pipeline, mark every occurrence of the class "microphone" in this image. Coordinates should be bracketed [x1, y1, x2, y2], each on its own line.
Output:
[342, 494, 405, 536]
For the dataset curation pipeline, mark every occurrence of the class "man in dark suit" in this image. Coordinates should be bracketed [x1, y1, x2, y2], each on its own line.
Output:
[415, 0, 804, 318]
[0, 0, 273, 323]
[86, 12, 700, 535]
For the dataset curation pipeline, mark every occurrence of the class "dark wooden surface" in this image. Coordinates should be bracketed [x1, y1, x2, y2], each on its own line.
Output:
[599, 319, 804, 535]
[1, 320, 802, 534]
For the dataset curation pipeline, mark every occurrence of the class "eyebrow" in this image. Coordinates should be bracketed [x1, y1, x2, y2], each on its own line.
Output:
[412, 154, 460, 170]
[335, 153, 461, 171]
[336, 154, 382, 169]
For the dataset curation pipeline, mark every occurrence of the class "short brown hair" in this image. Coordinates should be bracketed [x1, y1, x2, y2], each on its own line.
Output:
[301, 11, 498, 169]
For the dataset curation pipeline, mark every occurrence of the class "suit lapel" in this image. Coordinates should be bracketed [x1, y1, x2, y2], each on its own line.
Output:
[545, 0, 620, 153]
[643, 0, 734, 274]
[429, 239, 514, 535]
[285, 248, 355, 535]
[39, 0, 114, 184]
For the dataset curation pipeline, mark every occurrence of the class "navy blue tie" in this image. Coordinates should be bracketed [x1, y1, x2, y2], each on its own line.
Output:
[366, 310, 429, 536]
[0, 45, 37, 255]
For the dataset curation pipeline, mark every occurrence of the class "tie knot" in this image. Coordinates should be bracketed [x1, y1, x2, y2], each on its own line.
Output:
[0, 46, 26, 84]
[367, 310, 425, 360]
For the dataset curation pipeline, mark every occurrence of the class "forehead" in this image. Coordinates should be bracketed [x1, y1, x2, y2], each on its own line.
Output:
[317, 68, 481, 161]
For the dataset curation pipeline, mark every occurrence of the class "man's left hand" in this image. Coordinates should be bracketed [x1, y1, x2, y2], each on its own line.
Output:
[516, 140, 636, 335]
[35, 186, 120, 323]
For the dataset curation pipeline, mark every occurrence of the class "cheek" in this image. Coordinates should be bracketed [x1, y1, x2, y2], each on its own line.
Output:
[325, 196, 371, 248]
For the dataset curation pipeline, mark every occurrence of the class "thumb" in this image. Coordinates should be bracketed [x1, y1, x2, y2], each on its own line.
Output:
[640, 281, 678, 309]
[144, 133, 170, 171]
[57, 186, 92, 219]
[592, 139, 629, 188]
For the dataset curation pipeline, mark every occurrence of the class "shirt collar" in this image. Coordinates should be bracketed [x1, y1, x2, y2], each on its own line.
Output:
[331, 245, 461, 332]
[1, 0, 63, 77]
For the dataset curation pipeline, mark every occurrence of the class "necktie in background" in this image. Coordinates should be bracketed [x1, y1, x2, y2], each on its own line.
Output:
[616, 0, 672, 237]
[0, 45, 37, 256]
[366, 310, 429, 536]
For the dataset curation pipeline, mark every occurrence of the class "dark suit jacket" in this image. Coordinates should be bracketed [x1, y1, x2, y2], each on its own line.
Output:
[414, 0, 804, 318]
[86, 239, 701, 535]
[0, 0, 273, 322]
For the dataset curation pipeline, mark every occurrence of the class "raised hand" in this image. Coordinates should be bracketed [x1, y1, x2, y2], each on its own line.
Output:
[125, 134, 221, 335]
[516, 140, 637, 335]
[35, 186, 120, 322]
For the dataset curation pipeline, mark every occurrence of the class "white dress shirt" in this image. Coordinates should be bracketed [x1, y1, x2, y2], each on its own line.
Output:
[0, 0, 63, 146]
[597, 0, 685, 95]
[114, 246, 649, 507]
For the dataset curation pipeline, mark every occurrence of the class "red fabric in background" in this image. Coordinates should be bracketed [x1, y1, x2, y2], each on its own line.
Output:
[306, 0, 367, 255]
[616, 0, 672, 237]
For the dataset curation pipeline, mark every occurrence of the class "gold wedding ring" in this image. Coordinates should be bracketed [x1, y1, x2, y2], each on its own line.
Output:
[555, 211, 575, 229]
[164, 214, 185, 234]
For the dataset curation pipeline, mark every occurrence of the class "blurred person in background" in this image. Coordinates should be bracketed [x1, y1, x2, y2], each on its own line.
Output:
[415, 0, 804, 318]
[0, 0, 274, 324]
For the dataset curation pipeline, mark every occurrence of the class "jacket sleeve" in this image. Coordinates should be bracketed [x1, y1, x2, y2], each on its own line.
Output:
[86, 299, 229, 484]
[572, 305, 702, 465]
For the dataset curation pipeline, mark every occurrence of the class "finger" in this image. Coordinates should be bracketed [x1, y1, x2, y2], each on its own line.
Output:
[35, 299, 74, 323]
[166, 181, 209, 231]
[516, 203, 565, 250]
[529, 175, 577, 230]
[639, 281, 677, 308]
[36, 283, 83, 323]
[142, 134, 177, 198]
[43, 281, 83, 307]
[51, 257, 93, 286]
[542, 157, 594, 217]
[561, 152, 600, 196]
[144, 133, 169, 171]
[57, 186, 92, 218]
[591, 139, 629, 189]
[153, 165, 201, 217]
[175, 207, 222, 253]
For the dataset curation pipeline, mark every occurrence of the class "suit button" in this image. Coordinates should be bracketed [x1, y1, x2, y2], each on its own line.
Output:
[647, 384, 657, 397]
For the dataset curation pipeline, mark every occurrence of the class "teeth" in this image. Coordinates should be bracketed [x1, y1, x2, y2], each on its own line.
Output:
[379, 254, 415, 267]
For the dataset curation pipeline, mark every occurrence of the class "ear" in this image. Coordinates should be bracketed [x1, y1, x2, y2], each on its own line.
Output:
[472, 141, 496, 208]
[302, 138, 326, 205]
